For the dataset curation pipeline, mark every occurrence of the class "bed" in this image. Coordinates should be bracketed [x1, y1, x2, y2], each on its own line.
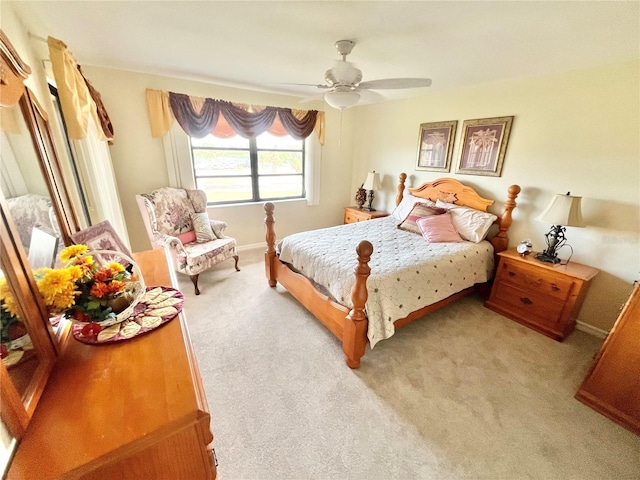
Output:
[264, 174, 521, 368]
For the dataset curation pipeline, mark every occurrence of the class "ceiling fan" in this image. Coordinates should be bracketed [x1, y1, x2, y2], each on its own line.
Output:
[296, 40, 432, 110]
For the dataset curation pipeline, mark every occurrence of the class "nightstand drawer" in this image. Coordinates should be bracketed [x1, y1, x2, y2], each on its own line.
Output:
[492, 282, 566, 326]
[498, 259, 574, 302]
[344, 211, 365, 223]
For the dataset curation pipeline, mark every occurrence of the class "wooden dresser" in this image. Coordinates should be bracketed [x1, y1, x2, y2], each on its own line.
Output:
[575, 282, 640, 436]
[343, 206, 389, 224]
[485, 249, 599, 340]
[7, 249, 217, 479]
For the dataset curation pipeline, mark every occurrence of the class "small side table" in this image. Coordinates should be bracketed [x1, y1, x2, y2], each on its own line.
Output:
[343, 206, 389, 224]
[485, 248, 599, 340]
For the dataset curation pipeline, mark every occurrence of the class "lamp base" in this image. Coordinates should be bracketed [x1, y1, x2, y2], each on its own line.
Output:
[362, 207, 376, 212]
[535, 252, 561, 264]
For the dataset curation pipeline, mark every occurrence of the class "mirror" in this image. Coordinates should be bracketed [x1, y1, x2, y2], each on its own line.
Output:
[0, 195, 57, 442]
[0, 95, 65, 258]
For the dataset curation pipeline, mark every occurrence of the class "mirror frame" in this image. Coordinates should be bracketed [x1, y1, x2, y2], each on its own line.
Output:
[0, 29, 71, 445]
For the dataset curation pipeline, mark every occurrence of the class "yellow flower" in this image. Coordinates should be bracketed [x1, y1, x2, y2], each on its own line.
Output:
[60, 244, 88, 263]
[36, 267, 80, 309]
[107, 262, 125, 273]
[0, 277, 19, 317]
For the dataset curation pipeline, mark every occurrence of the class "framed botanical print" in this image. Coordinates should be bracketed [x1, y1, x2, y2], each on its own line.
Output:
[456, 116, 513, 177]
[415, 120, 457, 172]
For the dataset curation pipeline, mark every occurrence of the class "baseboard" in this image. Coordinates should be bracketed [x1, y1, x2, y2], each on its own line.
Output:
[576, 320, 608, 339]
[237, 242, 264, 252]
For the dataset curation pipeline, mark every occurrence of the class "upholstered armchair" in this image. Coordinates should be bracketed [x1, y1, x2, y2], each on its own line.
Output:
[6, 193, 62, 250]
[135, 187, 239, 295]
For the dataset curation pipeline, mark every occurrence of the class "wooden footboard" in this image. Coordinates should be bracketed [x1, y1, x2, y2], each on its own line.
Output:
[265, 202, 371, 368]
[264, 174, 520, 369]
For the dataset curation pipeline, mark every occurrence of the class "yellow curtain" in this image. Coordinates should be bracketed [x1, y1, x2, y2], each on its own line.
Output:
[145, 89, 173, 138]
[144, 88, 325, 145]
[48, 37, 110, 141]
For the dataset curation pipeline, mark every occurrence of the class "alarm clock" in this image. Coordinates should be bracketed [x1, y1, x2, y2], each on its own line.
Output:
[516, 239, 533, 256]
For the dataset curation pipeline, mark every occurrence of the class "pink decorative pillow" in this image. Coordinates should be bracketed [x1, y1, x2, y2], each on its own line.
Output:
[177, 230, 197, 245]
[398, 202, 446, 234]
[417, 212, 464, 243]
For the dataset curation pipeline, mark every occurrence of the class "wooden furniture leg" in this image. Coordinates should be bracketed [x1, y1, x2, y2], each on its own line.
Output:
[190, 274, 200, 295]
[264, 202, 277, 287]
[343, 241, 373, 369]
[233, 255, 240, 271]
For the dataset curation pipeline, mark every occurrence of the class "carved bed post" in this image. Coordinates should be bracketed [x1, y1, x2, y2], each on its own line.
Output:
[343, 240, 373, 369]
[264, 202, 277, 287]
[490, 185, 521, 254]
[396, 172, 407, 206]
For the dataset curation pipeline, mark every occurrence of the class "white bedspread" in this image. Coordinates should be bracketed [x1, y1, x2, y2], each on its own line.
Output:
[277, 216, 494, 347]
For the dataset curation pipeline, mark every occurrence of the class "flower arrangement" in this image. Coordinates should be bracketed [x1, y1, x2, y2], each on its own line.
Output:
[0, 244, 139, 341]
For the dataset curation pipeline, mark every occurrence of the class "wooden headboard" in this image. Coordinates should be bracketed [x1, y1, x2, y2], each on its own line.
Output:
[394, 173, 521, 254]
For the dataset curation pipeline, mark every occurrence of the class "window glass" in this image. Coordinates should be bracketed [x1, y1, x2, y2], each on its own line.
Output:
[190, 132, 305, 205]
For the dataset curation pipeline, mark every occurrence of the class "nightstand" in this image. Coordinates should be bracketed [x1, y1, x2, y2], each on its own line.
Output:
[343, 206, 389, 224]
[485, 249, 599, 340]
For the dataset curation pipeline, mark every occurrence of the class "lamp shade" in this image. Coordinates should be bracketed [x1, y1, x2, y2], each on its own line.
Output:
[362, 171, 381, 191]
[324, 87, 360, 110]
[537, 193, 585, 227]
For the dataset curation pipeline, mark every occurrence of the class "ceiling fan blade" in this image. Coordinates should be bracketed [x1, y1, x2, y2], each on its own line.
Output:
[265, 82, 331, 89]
[358, 78, 432, 90]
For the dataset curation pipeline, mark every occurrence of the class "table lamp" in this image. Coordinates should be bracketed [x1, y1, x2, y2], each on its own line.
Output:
[362, 171, 381, 211]
[535, 192, 585, 264]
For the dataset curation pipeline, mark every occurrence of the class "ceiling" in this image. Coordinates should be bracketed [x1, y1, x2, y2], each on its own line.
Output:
[8, 1, 640, 106]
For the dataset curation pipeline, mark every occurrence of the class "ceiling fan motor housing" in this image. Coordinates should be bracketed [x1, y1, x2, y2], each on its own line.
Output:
[325, 61, 362, 87]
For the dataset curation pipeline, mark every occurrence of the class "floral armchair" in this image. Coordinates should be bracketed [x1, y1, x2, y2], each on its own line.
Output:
[135, 187, 239, 295]
[6, 193, 62, 251]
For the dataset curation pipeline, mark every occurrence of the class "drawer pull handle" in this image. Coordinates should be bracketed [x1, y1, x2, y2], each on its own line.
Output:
[520, 297, 533, 305]
[551, 284, 560, 291]
[508, 271, 516, 277]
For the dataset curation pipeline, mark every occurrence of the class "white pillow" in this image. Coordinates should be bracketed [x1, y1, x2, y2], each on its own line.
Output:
[191, 212, 216, 243]
[435, 200, 498, 243]
[391, 190, 436, 221]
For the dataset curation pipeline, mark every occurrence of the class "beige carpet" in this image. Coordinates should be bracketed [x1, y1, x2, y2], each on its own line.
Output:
[176, 248, 640, 480]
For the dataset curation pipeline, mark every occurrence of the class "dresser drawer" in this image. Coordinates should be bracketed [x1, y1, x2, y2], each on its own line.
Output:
[498, 259, 574, 302]
[492, 282, 566, 327]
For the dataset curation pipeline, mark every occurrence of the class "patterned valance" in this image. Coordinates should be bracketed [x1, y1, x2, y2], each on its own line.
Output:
[146, 89, 325, 145]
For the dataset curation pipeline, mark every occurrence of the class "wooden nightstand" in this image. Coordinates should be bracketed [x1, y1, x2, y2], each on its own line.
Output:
[343, 206, 389, 224]
[485, 249, 599, 340]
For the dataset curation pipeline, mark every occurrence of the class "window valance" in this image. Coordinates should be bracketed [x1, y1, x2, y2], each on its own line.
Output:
[145, 89, 325, 145]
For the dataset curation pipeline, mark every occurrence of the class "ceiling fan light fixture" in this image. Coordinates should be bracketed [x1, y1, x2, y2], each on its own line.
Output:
[324, 89, 360, 110]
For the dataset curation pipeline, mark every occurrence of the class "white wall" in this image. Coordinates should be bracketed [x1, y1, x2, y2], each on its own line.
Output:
[350, 61, 640, 331]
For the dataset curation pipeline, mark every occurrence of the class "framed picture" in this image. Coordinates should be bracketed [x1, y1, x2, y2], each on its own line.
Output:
[456, 116, 514, 177]
[70, 220, 132, 264]
[415, 120, 457, 172]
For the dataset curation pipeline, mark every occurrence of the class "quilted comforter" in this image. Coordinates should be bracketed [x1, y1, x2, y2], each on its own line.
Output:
[277, 216, 495, 347]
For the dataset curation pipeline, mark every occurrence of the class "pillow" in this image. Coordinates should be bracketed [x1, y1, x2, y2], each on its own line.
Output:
[417, 213, 463, 243]
[391, 190, 437, 221]
[191, 212, 216, 243]
[398, 202, 446, 234]
[176, 230, 197, 245]
[435, 200, 498, 243]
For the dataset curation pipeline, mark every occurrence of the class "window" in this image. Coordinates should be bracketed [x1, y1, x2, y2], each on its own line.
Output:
[190, 132, 305, 205]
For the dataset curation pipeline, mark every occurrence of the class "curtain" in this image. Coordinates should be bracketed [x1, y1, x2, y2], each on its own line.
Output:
[146, 88, 325, 145]
[47, 37, 113, 142]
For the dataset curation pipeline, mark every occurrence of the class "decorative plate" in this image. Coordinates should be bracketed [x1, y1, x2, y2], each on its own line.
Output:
[72, 286, 184, 345]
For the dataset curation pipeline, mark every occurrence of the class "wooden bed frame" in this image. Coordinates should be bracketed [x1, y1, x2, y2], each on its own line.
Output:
[264, 174, 521, 368]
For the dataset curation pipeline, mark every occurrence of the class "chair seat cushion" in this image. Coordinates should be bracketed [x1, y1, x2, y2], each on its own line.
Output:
[178, 237, 237, 271]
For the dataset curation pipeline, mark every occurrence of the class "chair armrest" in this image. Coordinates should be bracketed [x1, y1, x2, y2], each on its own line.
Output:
[210, 220, 228, 239]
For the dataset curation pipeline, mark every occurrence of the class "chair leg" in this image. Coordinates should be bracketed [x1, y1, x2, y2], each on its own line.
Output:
[190, 274, 201, 295]
[233, 255, 240, 271]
